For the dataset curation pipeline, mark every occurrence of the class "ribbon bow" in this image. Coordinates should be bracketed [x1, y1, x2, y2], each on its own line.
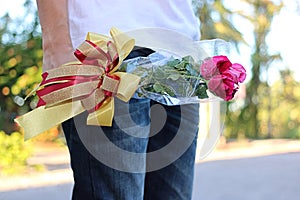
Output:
[15, 27, 140, 140]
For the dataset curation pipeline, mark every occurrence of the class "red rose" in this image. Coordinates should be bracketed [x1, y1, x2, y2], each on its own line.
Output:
[200, 57, 218, 79]
[229, 63, 246, 83]
[208, 75, 238, 101]
[200, 55, 232, 80]
[200, 55, 246, 101]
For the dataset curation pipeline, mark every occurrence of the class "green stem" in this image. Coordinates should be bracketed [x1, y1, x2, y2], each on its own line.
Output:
[162, 69, 206, 81]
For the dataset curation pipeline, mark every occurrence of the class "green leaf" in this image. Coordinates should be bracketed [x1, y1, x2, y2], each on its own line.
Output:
[167, 73, 181, 81]
[185, 63, 198, 76]
[166, 57, 180, 66]
[174, 62, 186, 70]
[154, 67, 167, 79]
[195, 83, 208, 99]
[153, 82, 164, 93]
[153, 82, 176, 97]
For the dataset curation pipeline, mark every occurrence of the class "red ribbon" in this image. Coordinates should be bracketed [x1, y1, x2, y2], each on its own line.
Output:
[36, 40, 121, 112]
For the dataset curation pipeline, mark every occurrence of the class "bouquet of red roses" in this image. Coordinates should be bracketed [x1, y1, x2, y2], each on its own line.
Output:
[200, 55, 246, 101]
[120, 49, 246, 105]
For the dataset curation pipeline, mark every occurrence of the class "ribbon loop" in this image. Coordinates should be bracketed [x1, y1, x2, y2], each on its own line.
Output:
[15, 27, 141, 140]
[75, 40, 110, 65]
[81, 88, 106, 112]
[101, 75, 120, 96]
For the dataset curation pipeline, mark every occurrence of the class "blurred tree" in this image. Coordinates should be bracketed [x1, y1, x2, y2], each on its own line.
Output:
[195, 0, 246, 47]
[254, 69, 300, 139]
[0, 0, 42, 133]
[231, 0, 283, 138]
[270, 70, 300, 138]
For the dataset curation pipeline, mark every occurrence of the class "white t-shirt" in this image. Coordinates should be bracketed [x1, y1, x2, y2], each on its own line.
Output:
[68, 0, 200, 48]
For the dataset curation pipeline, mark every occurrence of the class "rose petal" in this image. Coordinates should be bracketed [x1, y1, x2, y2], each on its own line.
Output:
[200, 57, 217, 80]
[231, 63, 246, 83]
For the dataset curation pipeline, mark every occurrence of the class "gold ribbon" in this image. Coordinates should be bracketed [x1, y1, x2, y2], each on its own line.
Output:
[15, 27, 140, 140]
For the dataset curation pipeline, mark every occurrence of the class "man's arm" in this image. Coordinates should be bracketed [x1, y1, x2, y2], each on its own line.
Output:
[36, 0, 75, 71]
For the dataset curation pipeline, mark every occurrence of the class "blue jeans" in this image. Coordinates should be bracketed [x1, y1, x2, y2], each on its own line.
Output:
[62, 48, 199, 200]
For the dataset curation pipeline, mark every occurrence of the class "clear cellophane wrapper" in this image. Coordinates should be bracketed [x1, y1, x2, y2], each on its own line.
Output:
[121, 28, 230, 105]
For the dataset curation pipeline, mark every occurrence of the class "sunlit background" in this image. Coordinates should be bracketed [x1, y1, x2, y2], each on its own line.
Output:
[0, 1, 300, 199]
[227, 1, 300, 83]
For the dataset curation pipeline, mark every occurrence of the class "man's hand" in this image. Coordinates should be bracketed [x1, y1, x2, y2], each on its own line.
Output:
[42, 45, 75, 71]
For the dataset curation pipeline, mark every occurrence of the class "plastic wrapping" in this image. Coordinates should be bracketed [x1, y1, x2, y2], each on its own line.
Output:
[120, 38, 232, 105]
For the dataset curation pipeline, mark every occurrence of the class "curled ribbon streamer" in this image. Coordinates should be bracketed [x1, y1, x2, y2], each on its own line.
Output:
[15, 27, 140, 140]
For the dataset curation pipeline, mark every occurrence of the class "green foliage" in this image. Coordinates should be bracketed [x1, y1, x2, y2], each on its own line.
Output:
[134, 56, 208, 98]
[0, 130, 33, 176]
